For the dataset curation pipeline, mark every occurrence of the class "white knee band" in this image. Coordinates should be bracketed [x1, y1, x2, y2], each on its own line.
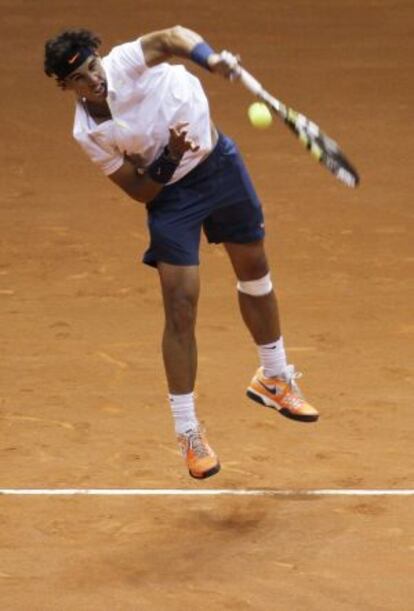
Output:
[237, 272, 273, 296]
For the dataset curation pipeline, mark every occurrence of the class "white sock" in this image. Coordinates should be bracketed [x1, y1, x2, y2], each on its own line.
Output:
[258, 337, 288, 378]
[169, 392, 199, 434]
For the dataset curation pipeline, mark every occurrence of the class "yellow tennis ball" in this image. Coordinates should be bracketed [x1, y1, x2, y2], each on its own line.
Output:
[248, 102, 273, 129]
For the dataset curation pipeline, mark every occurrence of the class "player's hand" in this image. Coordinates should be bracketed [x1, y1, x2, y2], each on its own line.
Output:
[167, 122, 200, 161]
[207, 50, 241, 81]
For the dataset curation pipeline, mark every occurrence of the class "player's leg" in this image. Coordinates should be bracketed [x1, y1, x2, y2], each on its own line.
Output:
[223, 239, 281, 345]
[158, 263, 199, 394]
[223, 239, 288, 378]
[224, 239, 319, 422]
[157, 262, 220, 478]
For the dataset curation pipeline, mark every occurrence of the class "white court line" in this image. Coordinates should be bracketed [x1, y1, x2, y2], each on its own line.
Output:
[0, 489, 413, 497]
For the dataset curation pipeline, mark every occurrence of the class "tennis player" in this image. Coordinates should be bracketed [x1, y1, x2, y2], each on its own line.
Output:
[44, 26, 319, 480]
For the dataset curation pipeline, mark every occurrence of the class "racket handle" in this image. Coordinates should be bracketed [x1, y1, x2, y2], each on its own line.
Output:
[238, 68, 283, 115]
[238, 68, 264, 96]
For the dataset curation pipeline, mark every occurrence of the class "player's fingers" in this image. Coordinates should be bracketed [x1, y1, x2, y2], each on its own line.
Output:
[169, 129, 186, 144]
[215, 50, 241, 81]
[232, 54, 242, 79]
[220, 50, 239, 70]
[170, 121, 190, 133]
[229, 69, 241, 82]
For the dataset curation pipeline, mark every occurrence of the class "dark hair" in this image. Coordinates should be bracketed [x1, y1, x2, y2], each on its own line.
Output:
[44, 28, 102, 79]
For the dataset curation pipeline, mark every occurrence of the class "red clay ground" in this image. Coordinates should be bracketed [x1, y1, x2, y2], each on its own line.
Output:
[1, 0, 413, 609]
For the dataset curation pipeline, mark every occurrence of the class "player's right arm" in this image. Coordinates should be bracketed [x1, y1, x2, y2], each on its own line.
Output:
[108, 122, 199, 204]
[140, 26, 240, 79]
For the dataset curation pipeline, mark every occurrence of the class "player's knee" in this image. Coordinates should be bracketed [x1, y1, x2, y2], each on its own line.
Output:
[237, 272, 273, 297]
[165, 291, 197, 335]
[235, 246, 269, 280]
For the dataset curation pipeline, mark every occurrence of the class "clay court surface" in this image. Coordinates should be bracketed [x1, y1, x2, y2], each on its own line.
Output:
[1, 0, 413, 609]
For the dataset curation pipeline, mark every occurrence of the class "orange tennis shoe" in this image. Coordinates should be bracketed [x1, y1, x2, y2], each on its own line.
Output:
[246, 365, 319, 422]
[177, 427, 220, 479]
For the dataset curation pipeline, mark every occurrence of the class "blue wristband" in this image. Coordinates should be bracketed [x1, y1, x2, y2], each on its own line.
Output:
[190, 41, 215, 71]
[148, 147, 181, 184]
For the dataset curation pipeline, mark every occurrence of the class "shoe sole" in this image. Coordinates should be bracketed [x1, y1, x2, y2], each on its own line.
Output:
[189, 462, 221, 480]
[246, 389, 319, 423]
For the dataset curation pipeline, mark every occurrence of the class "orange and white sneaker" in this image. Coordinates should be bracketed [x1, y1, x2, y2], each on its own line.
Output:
[177, 426, 221, 479]
[246, 365, 319, 422]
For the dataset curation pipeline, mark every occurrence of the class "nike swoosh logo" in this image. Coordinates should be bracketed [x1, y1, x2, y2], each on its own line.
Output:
[263, 346, 276, 350]
[258, 380, 278, 395]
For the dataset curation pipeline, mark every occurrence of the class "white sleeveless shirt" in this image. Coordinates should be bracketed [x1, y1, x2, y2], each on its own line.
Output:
[73, 38, 213, 184]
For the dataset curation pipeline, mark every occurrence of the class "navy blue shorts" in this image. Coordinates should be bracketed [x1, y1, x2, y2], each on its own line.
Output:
[143, 133, 265, 268]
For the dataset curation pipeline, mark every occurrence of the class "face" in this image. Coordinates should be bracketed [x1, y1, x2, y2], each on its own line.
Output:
[63, 54, 107, 102]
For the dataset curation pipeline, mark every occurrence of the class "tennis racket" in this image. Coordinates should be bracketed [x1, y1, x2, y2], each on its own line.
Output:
[239, 68, 360, 188]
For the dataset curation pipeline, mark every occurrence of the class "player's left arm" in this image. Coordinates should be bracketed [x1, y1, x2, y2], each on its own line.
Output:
[140, 25, 240, 79]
